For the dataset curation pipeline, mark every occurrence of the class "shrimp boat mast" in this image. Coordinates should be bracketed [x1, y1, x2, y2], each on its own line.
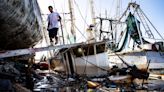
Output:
[0, 0, 110, 78]
[102, 2, 164, 73]
[0, 1, 152, 91]
[47, 0, 111, 77]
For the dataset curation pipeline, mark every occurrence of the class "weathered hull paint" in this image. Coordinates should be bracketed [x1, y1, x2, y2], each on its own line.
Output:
[74, 53, 109, 76]
[108, 51, 164, 70]
[0, 0, 42, 50]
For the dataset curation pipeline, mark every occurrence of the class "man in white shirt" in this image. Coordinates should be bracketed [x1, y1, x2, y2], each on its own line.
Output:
[47, 6, 61, 44]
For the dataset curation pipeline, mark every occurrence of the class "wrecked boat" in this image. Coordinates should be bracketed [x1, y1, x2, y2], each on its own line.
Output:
[106, 3, 164, 73]
[0, 0, 43, 91]
[50, 41, 110, 77]
[0, 0, 42, 50]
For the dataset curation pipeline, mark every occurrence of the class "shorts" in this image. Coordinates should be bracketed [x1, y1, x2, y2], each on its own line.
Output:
[48, 28, 58, 38]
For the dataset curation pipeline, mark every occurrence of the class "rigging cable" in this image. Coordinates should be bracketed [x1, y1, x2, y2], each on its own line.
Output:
[61, 3, 72, 44]
[98, 0, 102, 17]
[80, 56, 109, 72]
[81, 44, 91, 75]
[84, 0, 89, 31]
[60, 42, 110, 74]
[139, 8, 164, 41]
[70, 45, 110, 73]
[72, 23, 88, 42]
[73, 0, 89, 26]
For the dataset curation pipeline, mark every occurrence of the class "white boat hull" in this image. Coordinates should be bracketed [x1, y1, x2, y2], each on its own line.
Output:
[74, 52, 109, 76]
[54, 41, 110, 77]
[108, 51, 164, 70]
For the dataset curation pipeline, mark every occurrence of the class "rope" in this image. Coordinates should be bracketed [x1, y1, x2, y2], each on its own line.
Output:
[72, 23, 88, 42]
[75, 45, 110, 72]
[81, 44, 91, 75]
[139, 8, 164, 41]
[61, 43, 110, 74]
[80, 57, 110, 72]
[73, 0, 89, 26]
[98, 0, 102, 16]
[84, 0, 89, 31]
[108, 0, 115, 18]
[61, 6, 73, 44]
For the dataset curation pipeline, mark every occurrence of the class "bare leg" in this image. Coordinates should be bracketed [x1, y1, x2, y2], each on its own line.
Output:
[50, 37, 53, 42]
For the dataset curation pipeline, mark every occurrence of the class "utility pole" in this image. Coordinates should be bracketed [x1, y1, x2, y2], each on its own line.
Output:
[68, 0, 76, 43]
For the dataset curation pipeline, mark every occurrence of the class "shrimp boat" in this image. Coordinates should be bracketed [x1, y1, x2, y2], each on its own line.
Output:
[106, 3, 164, 74]
[48, 2, 164, 77]
[0, 0, 42, 50]
[50, 41, 110, 77]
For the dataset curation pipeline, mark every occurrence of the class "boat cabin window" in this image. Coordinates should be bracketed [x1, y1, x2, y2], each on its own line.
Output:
[73, 43, 106, 57]
[73, 45, 94, 57]
[96, 44, 106, 53]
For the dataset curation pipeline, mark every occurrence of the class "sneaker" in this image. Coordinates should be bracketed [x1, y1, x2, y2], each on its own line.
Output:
[55, 37, 58, 44]
[55, 40, 58, 44]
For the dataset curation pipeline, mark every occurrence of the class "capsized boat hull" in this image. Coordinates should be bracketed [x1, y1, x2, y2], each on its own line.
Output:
[0, 0, 42, 50]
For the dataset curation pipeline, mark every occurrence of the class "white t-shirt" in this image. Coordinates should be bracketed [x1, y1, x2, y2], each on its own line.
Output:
[47, 12, 60, 30]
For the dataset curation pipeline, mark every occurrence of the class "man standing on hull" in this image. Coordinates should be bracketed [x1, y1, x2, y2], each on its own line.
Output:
[47, 6, 61, 44]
